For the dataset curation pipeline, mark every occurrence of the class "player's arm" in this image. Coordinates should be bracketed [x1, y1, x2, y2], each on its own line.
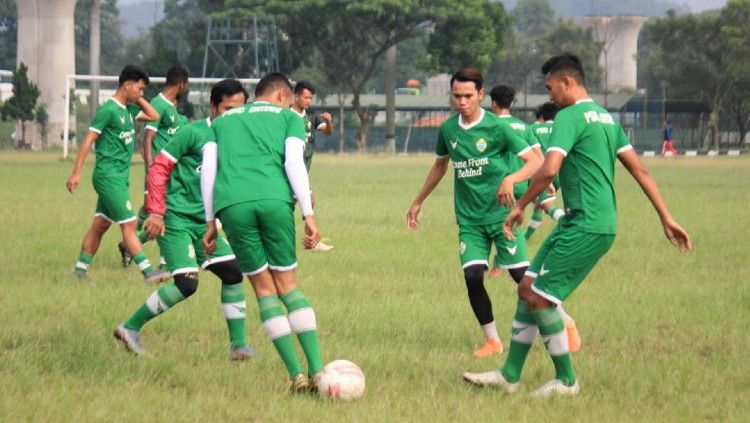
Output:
[143, 141, 183, 238]
[284, 136, 321, 249]
[502, 151, 563, 240]
[406, 156, 450, 230]
[318, 112, 333, 135]
[200, 141, 219, 254]
[142, 125, 157, 168]
[66, 130, 99, 193]
[497, 145, 544, 208]
[134, 96, 160, 122]
[617, 148, 692, 251]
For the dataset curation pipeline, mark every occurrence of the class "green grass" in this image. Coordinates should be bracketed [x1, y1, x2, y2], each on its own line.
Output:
[0, 151, 747, 421]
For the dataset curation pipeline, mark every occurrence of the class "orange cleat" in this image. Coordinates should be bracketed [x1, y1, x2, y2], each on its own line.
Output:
[488, 267, 503, 278]
[473, 338, 503, 358]
[565, 319, 581, 354]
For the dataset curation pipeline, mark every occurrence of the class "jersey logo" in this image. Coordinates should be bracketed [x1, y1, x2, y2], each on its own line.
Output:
[475, 138, 487, 152]
[539, 264, 550, 276]
[450, 140, 458, 150]
[119, 116, 125, 124]
[125, 200, 132, 211]
[505, 245, 517, 255]
[188, 244, 196, 259]
[459, 241, 467, 255]
[510, 122, 526, 131]
[169, 114, 175, 123]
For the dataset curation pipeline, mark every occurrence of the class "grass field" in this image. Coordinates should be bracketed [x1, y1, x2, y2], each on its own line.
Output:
[0, 152, 748, 422]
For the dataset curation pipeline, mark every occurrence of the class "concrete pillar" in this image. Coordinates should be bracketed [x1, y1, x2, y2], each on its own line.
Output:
[17, 0, 77, 148]
[581, 15, 645, 92]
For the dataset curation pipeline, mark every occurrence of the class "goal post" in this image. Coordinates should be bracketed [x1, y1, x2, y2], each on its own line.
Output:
[63, 74, 260, 158]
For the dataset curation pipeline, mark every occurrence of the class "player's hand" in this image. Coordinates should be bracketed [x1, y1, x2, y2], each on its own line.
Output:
[203, 220, 218, 255]
[662, 218, 692, 252]
[406, 203, 421, 230]
[66, 172, 80, 193]
[321, 112, 333, 123]
[142, 215, 165, 240]
[303, 215, 321, 249]
[503, 205, 525, 241]
[546, 183, 556, 196]
[497, 178, 515, 208]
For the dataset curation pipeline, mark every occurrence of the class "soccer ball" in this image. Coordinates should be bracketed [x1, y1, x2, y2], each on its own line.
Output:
[316, 360, 365, 401]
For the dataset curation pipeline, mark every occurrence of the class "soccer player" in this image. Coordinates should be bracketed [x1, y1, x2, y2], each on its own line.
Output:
[113, 79, 255, 360]
[118, 66, 190, 267]
[525, 102, 566, 240]
[662, 120, 678, 157]
[406, 69, 542, 359]
[201, 72, 325, 393]
[487, 86, 581, 353]
[291, 80, 334, 252]
[463, 54, 691, 396]
[66, 65, 169, 284]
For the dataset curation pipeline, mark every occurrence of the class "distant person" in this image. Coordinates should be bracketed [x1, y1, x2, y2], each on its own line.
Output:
[66, 65, 169, 284]
[463, 53, 691, 397]
[662, 120, 678, 157]
[291, 81, 334, 252]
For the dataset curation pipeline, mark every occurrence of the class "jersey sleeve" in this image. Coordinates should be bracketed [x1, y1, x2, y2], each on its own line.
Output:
[144, 99, 162, 131]
[312, 112, 325, 130]
[615, 124, 633, 155]
[88, 104, 111, 134]
[286, 111, 307, 142]
[161, 125, 193, 162]
[500, 123, 532, 156]
[436, 127, 449, 157]
[547, 110, 579, 156]
[127, 103, 142, 121]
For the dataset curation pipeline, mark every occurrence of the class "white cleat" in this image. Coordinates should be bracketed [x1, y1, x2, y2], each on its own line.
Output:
[462, 370, 519, 393]
[310, 241, 334, 252]
[530, 379, 580, 397]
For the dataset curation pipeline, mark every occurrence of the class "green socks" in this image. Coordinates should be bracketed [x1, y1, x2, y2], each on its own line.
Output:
[123, 283, 186, 330]
[501, 300, 538, 383]
[534, 306, 575, 386]
[258, 295, 302, 379]
[221, 283, 247, 348]
[281, 288, 323, 375]
[75, 251, 93, 274]
[132, 251, 155, 276]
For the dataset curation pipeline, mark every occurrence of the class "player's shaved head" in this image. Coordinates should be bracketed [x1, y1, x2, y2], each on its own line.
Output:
[541, 53, 586, 85]
[489, 85, 516, 109]
[451, 68, 483, 91]
[255, 72, 293, 98]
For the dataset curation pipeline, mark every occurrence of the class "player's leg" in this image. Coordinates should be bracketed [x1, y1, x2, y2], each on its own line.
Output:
[459, 225, 502, 357]
[261, 199, 324, 379]
[74, 214, 111, 277]
[526, 206, 544, 240]
[120, 219, 169, 283]
[202, 232, 255, 360]
[219, 201, 305, 389]
[521, 230, 615, 396]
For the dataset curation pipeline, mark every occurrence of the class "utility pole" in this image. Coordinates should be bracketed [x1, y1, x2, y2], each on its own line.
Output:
[90, 0, 101, 117]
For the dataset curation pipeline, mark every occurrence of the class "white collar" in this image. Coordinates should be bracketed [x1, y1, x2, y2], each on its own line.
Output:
[458, 108, 485, 130]
[575, 98, 594, 105]
[159, 92, 175, 107]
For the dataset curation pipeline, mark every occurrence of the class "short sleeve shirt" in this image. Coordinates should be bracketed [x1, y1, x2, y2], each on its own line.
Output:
[533, 121, 555, 152]
[291, 108, 324, 165]
[160, 118, 214, 223]
[497, 115, 539, 199]
[144, 93, 187, 159]
[436, 109, 531, 226]
[211, 101, 307, 213]
[89, 98, 140, 179]
[548, 99, 632, 234]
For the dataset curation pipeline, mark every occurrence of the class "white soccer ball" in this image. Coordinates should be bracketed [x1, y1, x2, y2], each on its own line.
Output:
[316, 360, 366, 401]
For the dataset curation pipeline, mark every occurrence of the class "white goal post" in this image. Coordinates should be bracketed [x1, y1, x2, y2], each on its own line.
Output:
[63, 74, 260, 158]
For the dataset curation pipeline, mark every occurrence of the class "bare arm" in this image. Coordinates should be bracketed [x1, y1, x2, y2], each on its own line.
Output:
[135, 97, 160, 122]
[66, 130, 99, 193]
[618, 148, 692, 251]
[318, 112, 333, 135]
[497, 146, 544, 207]
[142, 128, 157, 167]
[406, 156, 450, 230]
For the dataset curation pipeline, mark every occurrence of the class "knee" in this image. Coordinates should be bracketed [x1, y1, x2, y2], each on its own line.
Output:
[463, 264, 486, 289]
[208, 260, 243, 284]
[174, 272, 199, 298]
[507, 266, 527, 284]
[517, 278, 534, 302]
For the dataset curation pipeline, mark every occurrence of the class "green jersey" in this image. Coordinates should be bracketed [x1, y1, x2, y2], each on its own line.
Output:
[497, 114, 539, 199]
[548, 98, 632, 234]
[211, 101, 307, 213]
[144, 93, 188, 159]
[436, 109, 531, 226]
[533, 120, 554, 152]
[89, 98, 141, 179]
[160, 118, 214, 224]
[291, 108, 324, 170]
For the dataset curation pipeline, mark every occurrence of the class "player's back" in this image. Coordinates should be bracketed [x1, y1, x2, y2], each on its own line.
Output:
[211, 101, 303, 213]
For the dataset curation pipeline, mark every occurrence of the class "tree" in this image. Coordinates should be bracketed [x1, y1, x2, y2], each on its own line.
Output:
[512, 0, 555, 38]
[35, 104, 49, 148]
[1, 63, 40, 148]
[75, 0, 125, 75]
[640, 1, 750, 149]
[227, 0, 511, 152]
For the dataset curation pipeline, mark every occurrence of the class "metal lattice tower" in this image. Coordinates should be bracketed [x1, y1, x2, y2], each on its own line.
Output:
[201, 16, 280, 79]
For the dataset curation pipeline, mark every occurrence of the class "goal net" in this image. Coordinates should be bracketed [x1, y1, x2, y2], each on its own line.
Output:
[63, 75, 259, 158]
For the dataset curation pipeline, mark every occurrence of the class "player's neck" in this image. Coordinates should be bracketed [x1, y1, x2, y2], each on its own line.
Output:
[494, 107, 511, 116]
[568, 87, 591, 105]
[460, 108, 483, 125]
[291, 104, 305, 113]
[161, 87, 179, 103]
[112, 90, 128, 106]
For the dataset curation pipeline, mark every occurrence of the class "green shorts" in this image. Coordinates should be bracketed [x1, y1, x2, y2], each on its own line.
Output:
[217, 199, 296, 275]
[459, 223, 529, 270]
[527, 226, 615, 304]
[93, 176, 136, 224]
[157, 216, 235, 275]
